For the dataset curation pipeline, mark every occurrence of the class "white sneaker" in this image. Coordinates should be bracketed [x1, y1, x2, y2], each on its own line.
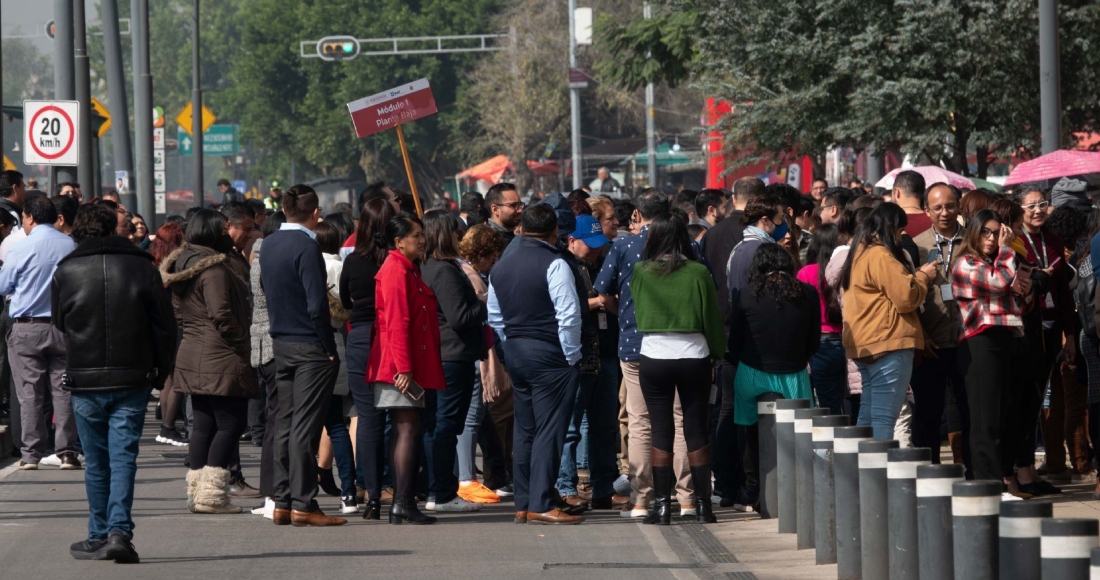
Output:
[493, 484, 514, 497]
[680, 507, 697, 517]
[433, 496, 482, 512]
[425, 494, 437, 511]
[260, 497, 275, 518]
[621, 507, 647, 518]
[40, 454, 62, 467]
[1001, 492, 1023, 502]
[710, 494, 723, 504]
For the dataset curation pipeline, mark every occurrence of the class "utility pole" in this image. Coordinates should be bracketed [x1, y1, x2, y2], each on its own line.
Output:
[103, 0, 134, 208]
[644, 2, 657, 188]
[132, 0, 154, 221]
[567, 0, 583, 190]
[866, 142, 884, 187]
[73, 0, 93, 197]
[191, 0, 204, 208]
[53, 0, 77, 188]
[1039, 0, 1061, 154]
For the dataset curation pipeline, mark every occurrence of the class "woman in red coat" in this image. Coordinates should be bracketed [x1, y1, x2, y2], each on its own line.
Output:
[368, 214, 445, 524]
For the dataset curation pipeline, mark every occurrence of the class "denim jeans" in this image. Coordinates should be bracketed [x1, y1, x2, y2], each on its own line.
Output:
[809, 336, 847, 415]
[855, 349, 915, 440]
[324, 393, 356, 497]
[422, 361, 475, 503]
[71, 387, 150, 540]
[456, 363, 485, 482]
[557, 357, 621, 498]
[346, 324, 387, 498]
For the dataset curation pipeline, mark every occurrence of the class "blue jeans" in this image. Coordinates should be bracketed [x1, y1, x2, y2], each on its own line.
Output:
[855, 349, 915, 440]
[71, 387, 150, 540]
[557, 357, 620, 498]
[422, 361, 475, 503]
[324, 393, 356, 497]
[810, 336, 847, 415]
[456, 363, 486, 482]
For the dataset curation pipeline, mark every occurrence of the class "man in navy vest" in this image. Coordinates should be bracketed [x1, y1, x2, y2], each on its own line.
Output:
[488, 204, 584, 525]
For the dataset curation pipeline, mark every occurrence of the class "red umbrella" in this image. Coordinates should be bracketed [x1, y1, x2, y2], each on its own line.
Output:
[1004, 150, 1100, 186]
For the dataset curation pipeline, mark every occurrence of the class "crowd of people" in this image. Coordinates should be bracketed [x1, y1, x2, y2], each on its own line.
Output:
[0, 166, 1096, 563]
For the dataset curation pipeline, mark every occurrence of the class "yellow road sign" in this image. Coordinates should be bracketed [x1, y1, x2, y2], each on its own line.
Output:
[2, 156, 14, 171]
[175, 103, 217, 136]
[90, 98, 112, 138]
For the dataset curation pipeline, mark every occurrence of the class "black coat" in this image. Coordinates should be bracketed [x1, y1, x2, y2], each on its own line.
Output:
[51, 236, 178, 392]
[421, 257, 488, 362]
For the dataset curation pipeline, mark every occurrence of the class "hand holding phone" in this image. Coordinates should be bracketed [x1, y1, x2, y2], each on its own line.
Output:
[394, 373, 425, 401]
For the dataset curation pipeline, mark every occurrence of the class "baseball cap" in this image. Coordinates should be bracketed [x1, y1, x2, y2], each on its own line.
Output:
[571, 215, 611, 249]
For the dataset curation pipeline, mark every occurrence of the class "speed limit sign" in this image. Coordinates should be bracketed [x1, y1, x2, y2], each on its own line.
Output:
[23, 100, 81, 165]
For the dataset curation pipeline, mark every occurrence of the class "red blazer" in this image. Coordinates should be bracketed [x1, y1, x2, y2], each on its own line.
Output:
[367, 250, 445, 390]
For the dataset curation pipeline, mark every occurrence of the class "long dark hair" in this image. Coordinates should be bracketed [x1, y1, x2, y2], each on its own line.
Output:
[840, 203, 910, 290]
[422, 209, 462, 260]
[354, 197, 396, 265]
[185, 208, 234, 254]
[749, 244, 804, 305]
[958, 209, 1004, 261]
[806, 223, 842, 324]
[642, 214, 694, 276]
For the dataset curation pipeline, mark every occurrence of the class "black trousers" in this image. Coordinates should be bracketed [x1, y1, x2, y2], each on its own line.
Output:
[271, 339, 339, 512]
[911, 347, 971, 473]
[712, 360, 742, 498]
[189, 395, 248, 470]
[1016, 327, 1059, 468]
[958, 329, 1022, 480]
[345, 324, 387, 500]
[504, 338, 578, 514]
[638, 356, 712, 454]
[257, 361, 278, 497]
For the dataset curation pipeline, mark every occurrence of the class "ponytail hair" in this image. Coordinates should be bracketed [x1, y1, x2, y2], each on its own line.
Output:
[282, 184, 319, 223]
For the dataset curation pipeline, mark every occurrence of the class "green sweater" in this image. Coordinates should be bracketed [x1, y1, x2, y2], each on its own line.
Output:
[630, 260, 726, 363]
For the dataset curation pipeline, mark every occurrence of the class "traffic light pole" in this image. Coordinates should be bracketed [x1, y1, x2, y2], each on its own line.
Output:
[568, 0, 583, 190]
[53, 0, 77, 187]
[191, 0, 203, 208]
[102, 0, 133, 208]
[1039, 0, 1061, 154]
[644, 2, 657, 188]
[132, 0, 154, 223]
[73, 0, 93, 199]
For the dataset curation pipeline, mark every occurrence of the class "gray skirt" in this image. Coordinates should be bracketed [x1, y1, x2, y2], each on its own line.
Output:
[373, 382, 424, 409]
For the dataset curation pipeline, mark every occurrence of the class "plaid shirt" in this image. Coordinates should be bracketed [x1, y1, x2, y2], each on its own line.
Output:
[951, 247, 1024, 341]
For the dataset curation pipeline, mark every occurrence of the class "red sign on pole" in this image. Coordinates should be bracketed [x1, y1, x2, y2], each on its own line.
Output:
[346, 79, 438, 139]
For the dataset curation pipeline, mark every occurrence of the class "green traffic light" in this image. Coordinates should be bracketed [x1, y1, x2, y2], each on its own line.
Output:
[342, 42, 354, 53]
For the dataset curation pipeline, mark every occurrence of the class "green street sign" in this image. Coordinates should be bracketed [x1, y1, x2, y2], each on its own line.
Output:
[179, 124, 238, 156]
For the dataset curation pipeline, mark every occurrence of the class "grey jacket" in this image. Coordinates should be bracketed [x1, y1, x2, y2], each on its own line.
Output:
[250, 238, 274, 367]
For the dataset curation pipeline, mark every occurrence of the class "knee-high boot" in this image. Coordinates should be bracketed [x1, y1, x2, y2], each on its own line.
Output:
[644, 449, 673, 525]
[689, 446, 717, 524]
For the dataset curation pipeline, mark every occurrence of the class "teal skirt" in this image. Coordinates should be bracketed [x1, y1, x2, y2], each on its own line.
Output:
[734, 364, 812, 425]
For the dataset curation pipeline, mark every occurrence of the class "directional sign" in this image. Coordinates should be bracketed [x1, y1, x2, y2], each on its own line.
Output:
[90, 98, 111, 138]
[179, 124, 238, 156]
[23, 100, 80, 165]
[175, 102, 216, 137]
[153, 149, 166, 170]
[346, 78, 438, 139]
[2, 156, 14, 171]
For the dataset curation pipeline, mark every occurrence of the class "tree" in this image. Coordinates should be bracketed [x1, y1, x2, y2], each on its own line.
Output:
[599, 0, 1100, 178]
[2, 38, 55, 104]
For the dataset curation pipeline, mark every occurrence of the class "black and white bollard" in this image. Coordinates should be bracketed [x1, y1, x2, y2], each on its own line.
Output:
[859, 439, 899, 580]
[1090, 547, 1100, 580]
[915, 463, 964, 580]
[1000, 499, 1052, 580]
[756, 393, 781, 520]
[951, 480, 1000, 580]
[776, 399, 810, 534]
[1041, 518, 1099, 580]
[795, 407, 829, 549]
[812, 415, 848, 565]
[834, 425, 873, 580]
[887, 447, 931, 580]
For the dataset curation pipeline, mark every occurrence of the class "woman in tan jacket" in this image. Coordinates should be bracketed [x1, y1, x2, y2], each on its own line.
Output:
[840, 204, 937, 440]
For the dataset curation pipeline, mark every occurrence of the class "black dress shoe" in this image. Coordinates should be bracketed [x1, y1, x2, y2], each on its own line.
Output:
[101, 533, 140, 563]
[70, 538, 108, 560]
[363, 499, 381, 520]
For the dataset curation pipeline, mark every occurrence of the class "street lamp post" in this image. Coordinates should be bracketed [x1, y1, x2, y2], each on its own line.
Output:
[1038, 0, 1061, 154]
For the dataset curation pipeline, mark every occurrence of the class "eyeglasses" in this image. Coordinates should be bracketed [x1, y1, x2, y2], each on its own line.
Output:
[929, 203, 959, 214]
[980, 227, 997, 239]
[1022, 201, 1050, 213]
[496, 201, 524, 210]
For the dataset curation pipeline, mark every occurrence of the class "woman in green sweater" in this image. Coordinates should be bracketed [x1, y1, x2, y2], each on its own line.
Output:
[630, 214, 726, 525]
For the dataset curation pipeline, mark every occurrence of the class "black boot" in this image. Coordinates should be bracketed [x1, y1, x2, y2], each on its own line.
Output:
[363, 499, 381, 520]
[388, 497, 437, 525]
[645, 450, 674, 526]
[689, 447, 717, 524]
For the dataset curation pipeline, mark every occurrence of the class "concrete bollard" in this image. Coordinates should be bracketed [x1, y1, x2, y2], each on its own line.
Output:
[795, 407, 830, 549]
[756, 393, 782, 520]
[952, 480, 1001, 580]
[1041, 518, 1099, 580]
[916, 463, 964, 580]
[1000, 499, 1053, 580]
[1090, 547, 1100, 580]
[834, 425, 873, 580]
[887, 447, 931, 580]
[812, 415, 848, 565]
[776, 399, 811, 534]
[859, 439, 899, 580]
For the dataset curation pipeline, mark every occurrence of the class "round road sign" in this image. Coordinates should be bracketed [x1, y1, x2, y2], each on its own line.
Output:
[23, 101, 81, 166]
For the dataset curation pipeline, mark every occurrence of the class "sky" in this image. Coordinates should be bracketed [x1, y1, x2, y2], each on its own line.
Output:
[2, 1, 104, 57]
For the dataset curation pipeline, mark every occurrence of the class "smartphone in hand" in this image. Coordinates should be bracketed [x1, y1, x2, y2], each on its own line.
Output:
[394, 374, 426, 401]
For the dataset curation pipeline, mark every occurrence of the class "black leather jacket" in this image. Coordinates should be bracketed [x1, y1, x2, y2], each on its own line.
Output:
[51, 236, 178, 392]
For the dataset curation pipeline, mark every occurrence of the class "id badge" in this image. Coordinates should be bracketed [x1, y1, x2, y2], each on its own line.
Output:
[597, 312, 608, 330]
[709, 384, 718, 405]
[939, 284, 954, 302]
[1043, 293, 1055, 309]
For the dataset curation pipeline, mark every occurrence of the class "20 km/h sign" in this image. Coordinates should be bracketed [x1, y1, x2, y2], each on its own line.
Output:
[23, 100, 81, 166]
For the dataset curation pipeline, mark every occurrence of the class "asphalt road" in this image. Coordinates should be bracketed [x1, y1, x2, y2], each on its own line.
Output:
[0, 405, 756, 580]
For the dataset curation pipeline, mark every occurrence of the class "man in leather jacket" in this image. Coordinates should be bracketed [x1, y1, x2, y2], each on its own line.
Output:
[52, 204, 177, 563]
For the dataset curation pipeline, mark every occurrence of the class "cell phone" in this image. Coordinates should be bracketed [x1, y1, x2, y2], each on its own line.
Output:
[394, 374, 425, 401]
[1018, 263, 1034, 281]
[926, 249, 941, 265]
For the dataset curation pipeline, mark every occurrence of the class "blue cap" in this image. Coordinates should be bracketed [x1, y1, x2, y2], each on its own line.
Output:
[571, 215, 611, 249]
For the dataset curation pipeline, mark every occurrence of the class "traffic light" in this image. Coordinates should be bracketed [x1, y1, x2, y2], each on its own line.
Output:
[317, 36, 360, 61]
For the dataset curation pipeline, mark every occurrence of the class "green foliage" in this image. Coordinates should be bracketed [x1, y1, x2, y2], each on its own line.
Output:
[2, 38, 54, 104]
[594, 10, 699, 91]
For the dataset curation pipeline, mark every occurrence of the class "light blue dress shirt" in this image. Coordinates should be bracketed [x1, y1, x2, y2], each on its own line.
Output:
[488, 255, 583, 366]
[280, 222, 317, 240]
[0, 224, 76, 318]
